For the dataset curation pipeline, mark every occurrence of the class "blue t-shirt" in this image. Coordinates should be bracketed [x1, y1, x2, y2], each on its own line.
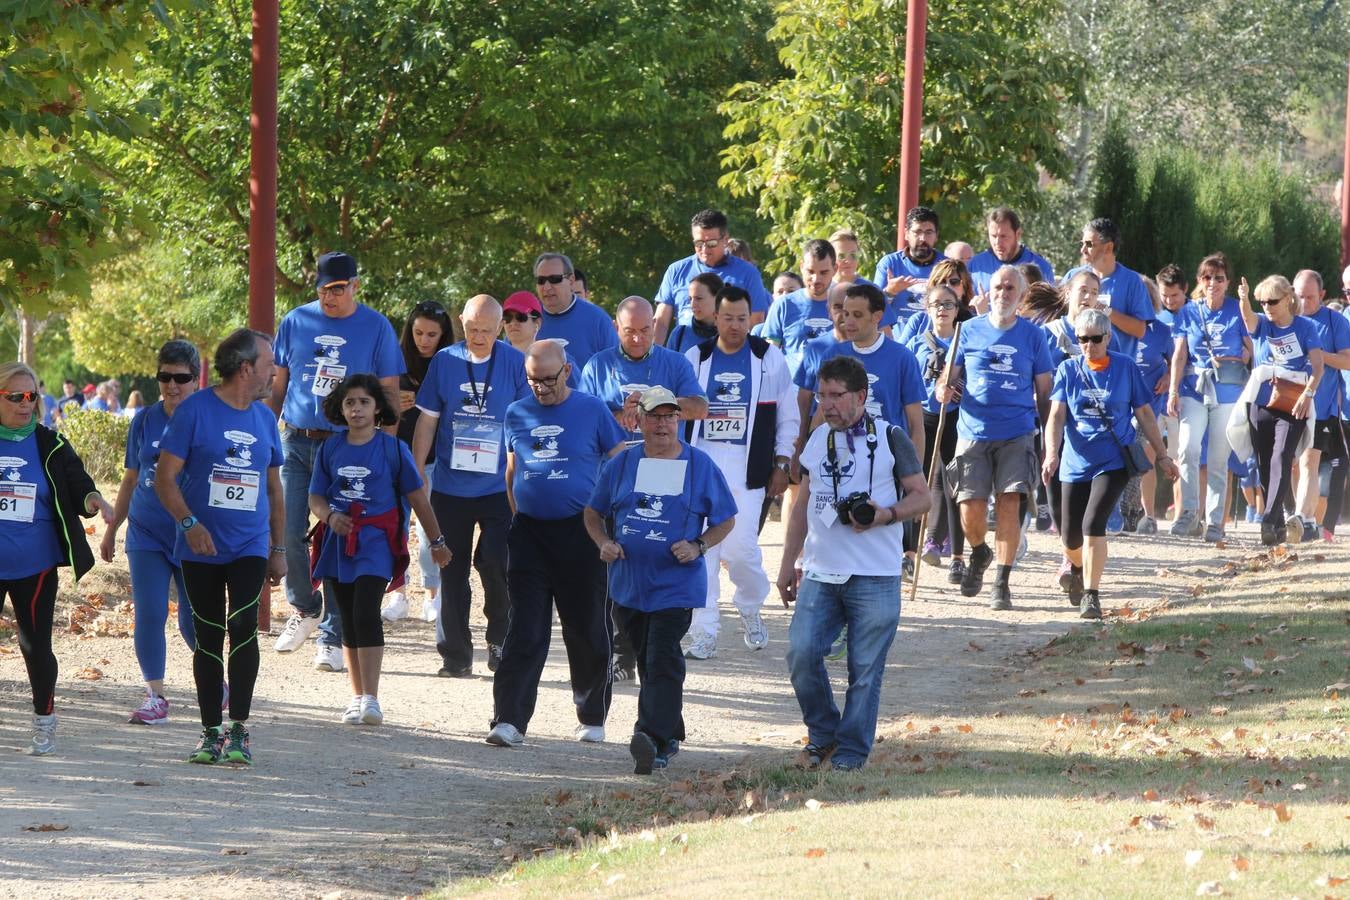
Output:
[0, 433, 65, 579]
[666, 321, 719, 357]
[1134, 317, 1172, 417]
[873, 249, 946, 324]
[1343, 308, 1350, 421]
[703, 342, 756, 446]
[655, 254, 771, 324]
[1173, 298, 1249, 404]
[820, 337, 926, 434]
[1051, 353, 1152, 482]
[952, 315, 1055, 441]
[579, 345, 705, 444]
[1064, 263, 1154, 359]
[40, 394, 56, 428]
[762, 290, 834, 379]
[505, 391, 626, 519]
[536, 297, 618, 369]
[1251, 315, 1323, 408]
[124, 401, 177, 557]
[416, 342, 530, 498]
[310, 432, 421, 583]
[158, 389, 283, 564]
[588, 443, 736, 612]
[968, 246, 1057, 293]
[793, 332, 844, 394]
[1302, 306, 1349, 419]
[904, 329, 958, 415]
[274, 301, 405, 431]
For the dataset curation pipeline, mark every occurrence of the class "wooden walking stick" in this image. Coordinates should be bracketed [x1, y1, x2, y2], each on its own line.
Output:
[909, 320, 963, 602]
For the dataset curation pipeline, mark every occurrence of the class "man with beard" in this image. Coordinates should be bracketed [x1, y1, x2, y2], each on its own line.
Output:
[873, 206, 946, 327]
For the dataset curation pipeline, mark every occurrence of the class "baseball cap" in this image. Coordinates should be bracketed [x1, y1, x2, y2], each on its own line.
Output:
[502, 291, 542, 317]
[316, 252, 358, 289]
[638, 386, 679, 413]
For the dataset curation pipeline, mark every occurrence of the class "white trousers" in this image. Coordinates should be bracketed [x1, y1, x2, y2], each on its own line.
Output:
[691, 442, 770, 638]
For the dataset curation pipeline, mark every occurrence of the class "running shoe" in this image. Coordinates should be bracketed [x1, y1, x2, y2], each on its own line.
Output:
[574, 724, 605, 743]
[629, 731, 658, 775]
[1285, 514, 1305, 545]
[1322, 527, 1336, 544]
[313, 643, 345, 672]
[342, 696, 363, 725]
[1169, 509, 1199, 537]
[962, 544, 993, 598]
[1064, 568, 1084, 608]
[825, 627, 848, 661]
[920, 539, 943, 567]
[188, 726, 224, 764]
[1136, 516, 1158, 535]
[947, 558, 966, 584]
[28, 714, 56, 756]
[990, 582, 1012, 611]
[684, 632, 717, 660]
[222, 722, 252, 765]
[1035, 503, 1053, 532]
[741, 610, 768, 651]
[1080, 592, 1103, 620]
[609, 658, 636, 683]
[794, 741, 836, 770]
[1301, 521, 1319, 544]
[359, 696, 383, 726]
[380, 591, 408, 622]
[1057, 559, 1073, 593]
[129, 693, 169, 726]
[486, 722, 524, 747]
[420, 589, 440, 623]
[487, 643, 503, 673]
[274, 612, 318, 653]
[1204, 523, 1225, 543]
[901, 555, 916, 580]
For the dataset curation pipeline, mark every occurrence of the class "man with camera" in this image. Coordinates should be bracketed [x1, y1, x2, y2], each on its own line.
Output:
[777, 356, 930, 772]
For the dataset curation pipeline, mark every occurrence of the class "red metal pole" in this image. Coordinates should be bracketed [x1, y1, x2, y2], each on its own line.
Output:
[896, 0, 928, 249]
[250, 0, 279, 630]
[1341, 57, 1350, 271]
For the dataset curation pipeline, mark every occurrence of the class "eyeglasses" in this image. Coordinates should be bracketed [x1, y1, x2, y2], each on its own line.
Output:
[692, 239, 722, 250]
[1077, 334, 1106, 344]
[414, 300, 446, 316]
[157, 371, 195, 384]
[928, 301, 958, 311]
[2, 391, 36, 403]
[943, 276, 963, 287]
[836, 251, 859, 261]
[317, 282, 349, 296]
[643, 411, 680, 423]
[525, 365, 567, 387]
[1079, 240, 1095, 249]
[535, 274, 569, 285]
[503, 312, 539, 324]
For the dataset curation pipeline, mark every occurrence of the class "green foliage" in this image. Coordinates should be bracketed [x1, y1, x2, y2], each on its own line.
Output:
[59, 407, 130, 484]
[718, 0, 1087, 272]
[1090, 134, 1341, 285]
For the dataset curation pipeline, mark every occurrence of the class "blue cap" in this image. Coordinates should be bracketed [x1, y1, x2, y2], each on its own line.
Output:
[316, 252, 358, 288]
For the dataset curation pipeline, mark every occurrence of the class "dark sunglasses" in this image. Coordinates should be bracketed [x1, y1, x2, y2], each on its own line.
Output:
[503, 312, 539, 324]
[414, 300, 446, 316]
[157, 371, 195, 384]
[1077, 334, 1106, 344]
[536, 274, 568, 285]
[1259, 298, 1284, 307]
[2, 391, 36, 403]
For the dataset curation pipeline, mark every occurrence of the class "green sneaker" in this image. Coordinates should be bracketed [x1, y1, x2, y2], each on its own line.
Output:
[223, 722, 252, 765]
[826, 627, 848, 661]
[188, 726, 225, 764]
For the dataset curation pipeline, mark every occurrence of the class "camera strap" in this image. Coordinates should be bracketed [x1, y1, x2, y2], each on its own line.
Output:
[825, 415, 877, 508]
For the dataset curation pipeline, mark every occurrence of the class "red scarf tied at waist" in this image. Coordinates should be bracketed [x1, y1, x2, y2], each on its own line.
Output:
[308, 501, 410, 593]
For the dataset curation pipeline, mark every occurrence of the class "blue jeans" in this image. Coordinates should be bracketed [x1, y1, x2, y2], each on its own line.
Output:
[786, 574, 901, 768]
[127, 549, 196, 683]
[280, 430, 340, 647]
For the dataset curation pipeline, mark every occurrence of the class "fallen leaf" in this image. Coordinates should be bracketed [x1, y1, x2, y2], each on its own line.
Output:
[805, 848, 826, 859]
[967, 641, 984, 652]
[1229, 857, 1250, 873]
[1315, 874, 1347, 888]
[1143, 789, 1160, 802]
[1194, 814, 1216, 832]
[956, 724, 973, 734]
[1273, 804, 1293, 823]
[23, 824, 69, 832]
[74, 667, 103, 681]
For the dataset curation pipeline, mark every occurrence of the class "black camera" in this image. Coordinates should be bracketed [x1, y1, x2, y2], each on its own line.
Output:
[835, 491, 875, 526]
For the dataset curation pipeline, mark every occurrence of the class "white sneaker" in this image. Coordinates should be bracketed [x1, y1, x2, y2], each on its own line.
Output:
[360, 696, 383, 726]
[380, 591, 408, 622]
[420, 589, 440, 623]
[275, 613, 319, 652]
[28, 714, 56, 756]
[741, 611, 768, 651]
[341, 696, 363, 724]
[574, 724, 605, 743]
[486, 722, 524, 747]
[684, 632, 717, 660]
[314, 644, 345, 672]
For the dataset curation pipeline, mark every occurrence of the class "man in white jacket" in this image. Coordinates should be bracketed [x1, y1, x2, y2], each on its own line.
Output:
[683, 285, 799, 658]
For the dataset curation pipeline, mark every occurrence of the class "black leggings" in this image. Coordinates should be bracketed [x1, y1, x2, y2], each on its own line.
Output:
[326, 576, 386, 648]
[1060, 469, 1130, 551]
[923, 411, 964, 556]
[181, 557, 266, 728]
[1248, 405, 1306, 528]
[1, 568, 58, 715]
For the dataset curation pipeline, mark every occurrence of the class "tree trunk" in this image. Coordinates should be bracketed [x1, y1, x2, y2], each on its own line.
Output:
[17, 307, 36, 367]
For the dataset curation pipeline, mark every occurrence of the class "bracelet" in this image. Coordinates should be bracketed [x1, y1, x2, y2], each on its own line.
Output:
[324, 509, 335, 524]
[429, 535, 447, 548]
[270, 545, 286, 555]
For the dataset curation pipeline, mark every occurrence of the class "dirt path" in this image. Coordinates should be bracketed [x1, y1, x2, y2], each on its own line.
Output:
[0, 513, 1243, 898]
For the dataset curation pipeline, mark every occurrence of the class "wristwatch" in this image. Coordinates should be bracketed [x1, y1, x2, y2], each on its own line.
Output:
[695, 538, 707, 557]
[179, 514, 198, 532]
[774, 459, 791, 474]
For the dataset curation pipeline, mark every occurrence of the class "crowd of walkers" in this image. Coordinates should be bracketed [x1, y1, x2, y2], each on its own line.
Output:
[4, 206, 1348, 775]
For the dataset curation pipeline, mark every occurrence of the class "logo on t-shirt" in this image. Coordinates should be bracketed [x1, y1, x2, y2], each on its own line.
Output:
[644, 529, 665, 542]
[820, 445, 856, 480]
[634, 495, 665, 519]
[988, 344, 1017, 373]
[223, 430, 258, 468]
[1098, 292, 1114, 309]
[336, 465, 371, 500]
[713, 373, 744, 401]
[458, 382, 493, 414]
[547, 468, 567, 480]
[803, 318, 832, 340]
[0, 457, 26, 480]
[530, 424, 564, 459]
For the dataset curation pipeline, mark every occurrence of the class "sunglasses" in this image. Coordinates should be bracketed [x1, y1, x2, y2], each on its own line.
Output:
[414, 301, 446, 316]
[157, 371, 195, 384]
[692, 239, 722, 250]
[536, 274, 568, 285]
[1259, 298, 1284, 307]
[1200, 274, 1227, 282]
[1077, 334, 1106, 344]
[2, 391, 36, 403]
[503, 312, 539, 324]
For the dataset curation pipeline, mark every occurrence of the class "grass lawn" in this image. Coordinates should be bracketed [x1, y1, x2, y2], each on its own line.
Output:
[439, 546, 1348, 898]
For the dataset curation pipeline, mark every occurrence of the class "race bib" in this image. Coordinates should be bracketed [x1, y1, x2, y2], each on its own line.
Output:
[208, 466, 260, 511]
[311, 362, 348, 397]
[451, 418, 502, 474]
[0, 482, 36, 523]
[1268, 333, 1302, 363]
[703, 406, 747, 441]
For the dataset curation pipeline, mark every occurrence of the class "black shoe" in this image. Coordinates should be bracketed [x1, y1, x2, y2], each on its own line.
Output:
[990, 582, 1012, 611]
[947, 558, 966, 585]
[1080, 592, 1102, 620]
[630, 731, 658, 775]
[1065, 569, 1084, 608]
[437, 665, 473, 678]
[961, 544, 993, 598]
[487, 643, 503, 673]
[1034, 504, 1052, 532]
[1260, 520, 1282, 547]
[1301, 521, 1319, 544]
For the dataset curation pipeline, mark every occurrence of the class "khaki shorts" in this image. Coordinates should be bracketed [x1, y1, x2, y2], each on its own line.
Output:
[946, 432, 1039, 501]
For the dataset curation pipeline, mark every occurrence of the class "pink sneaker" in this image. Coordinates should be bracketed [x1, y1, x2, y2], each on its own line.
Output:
[1322, 528, 1335, 544]
[128, 693, 169, 725]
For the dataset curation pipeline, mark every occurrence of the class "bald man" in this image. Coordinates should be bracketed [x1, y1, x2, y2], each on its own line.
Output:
[412, 293, 530, 677]
[486, 341, 628, 747]
[943, 241, 974, 265]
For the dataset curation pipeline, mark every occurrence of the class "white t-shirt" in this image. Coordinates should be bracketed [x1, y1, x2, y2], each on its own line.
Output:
[797, 416, 920, 578]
